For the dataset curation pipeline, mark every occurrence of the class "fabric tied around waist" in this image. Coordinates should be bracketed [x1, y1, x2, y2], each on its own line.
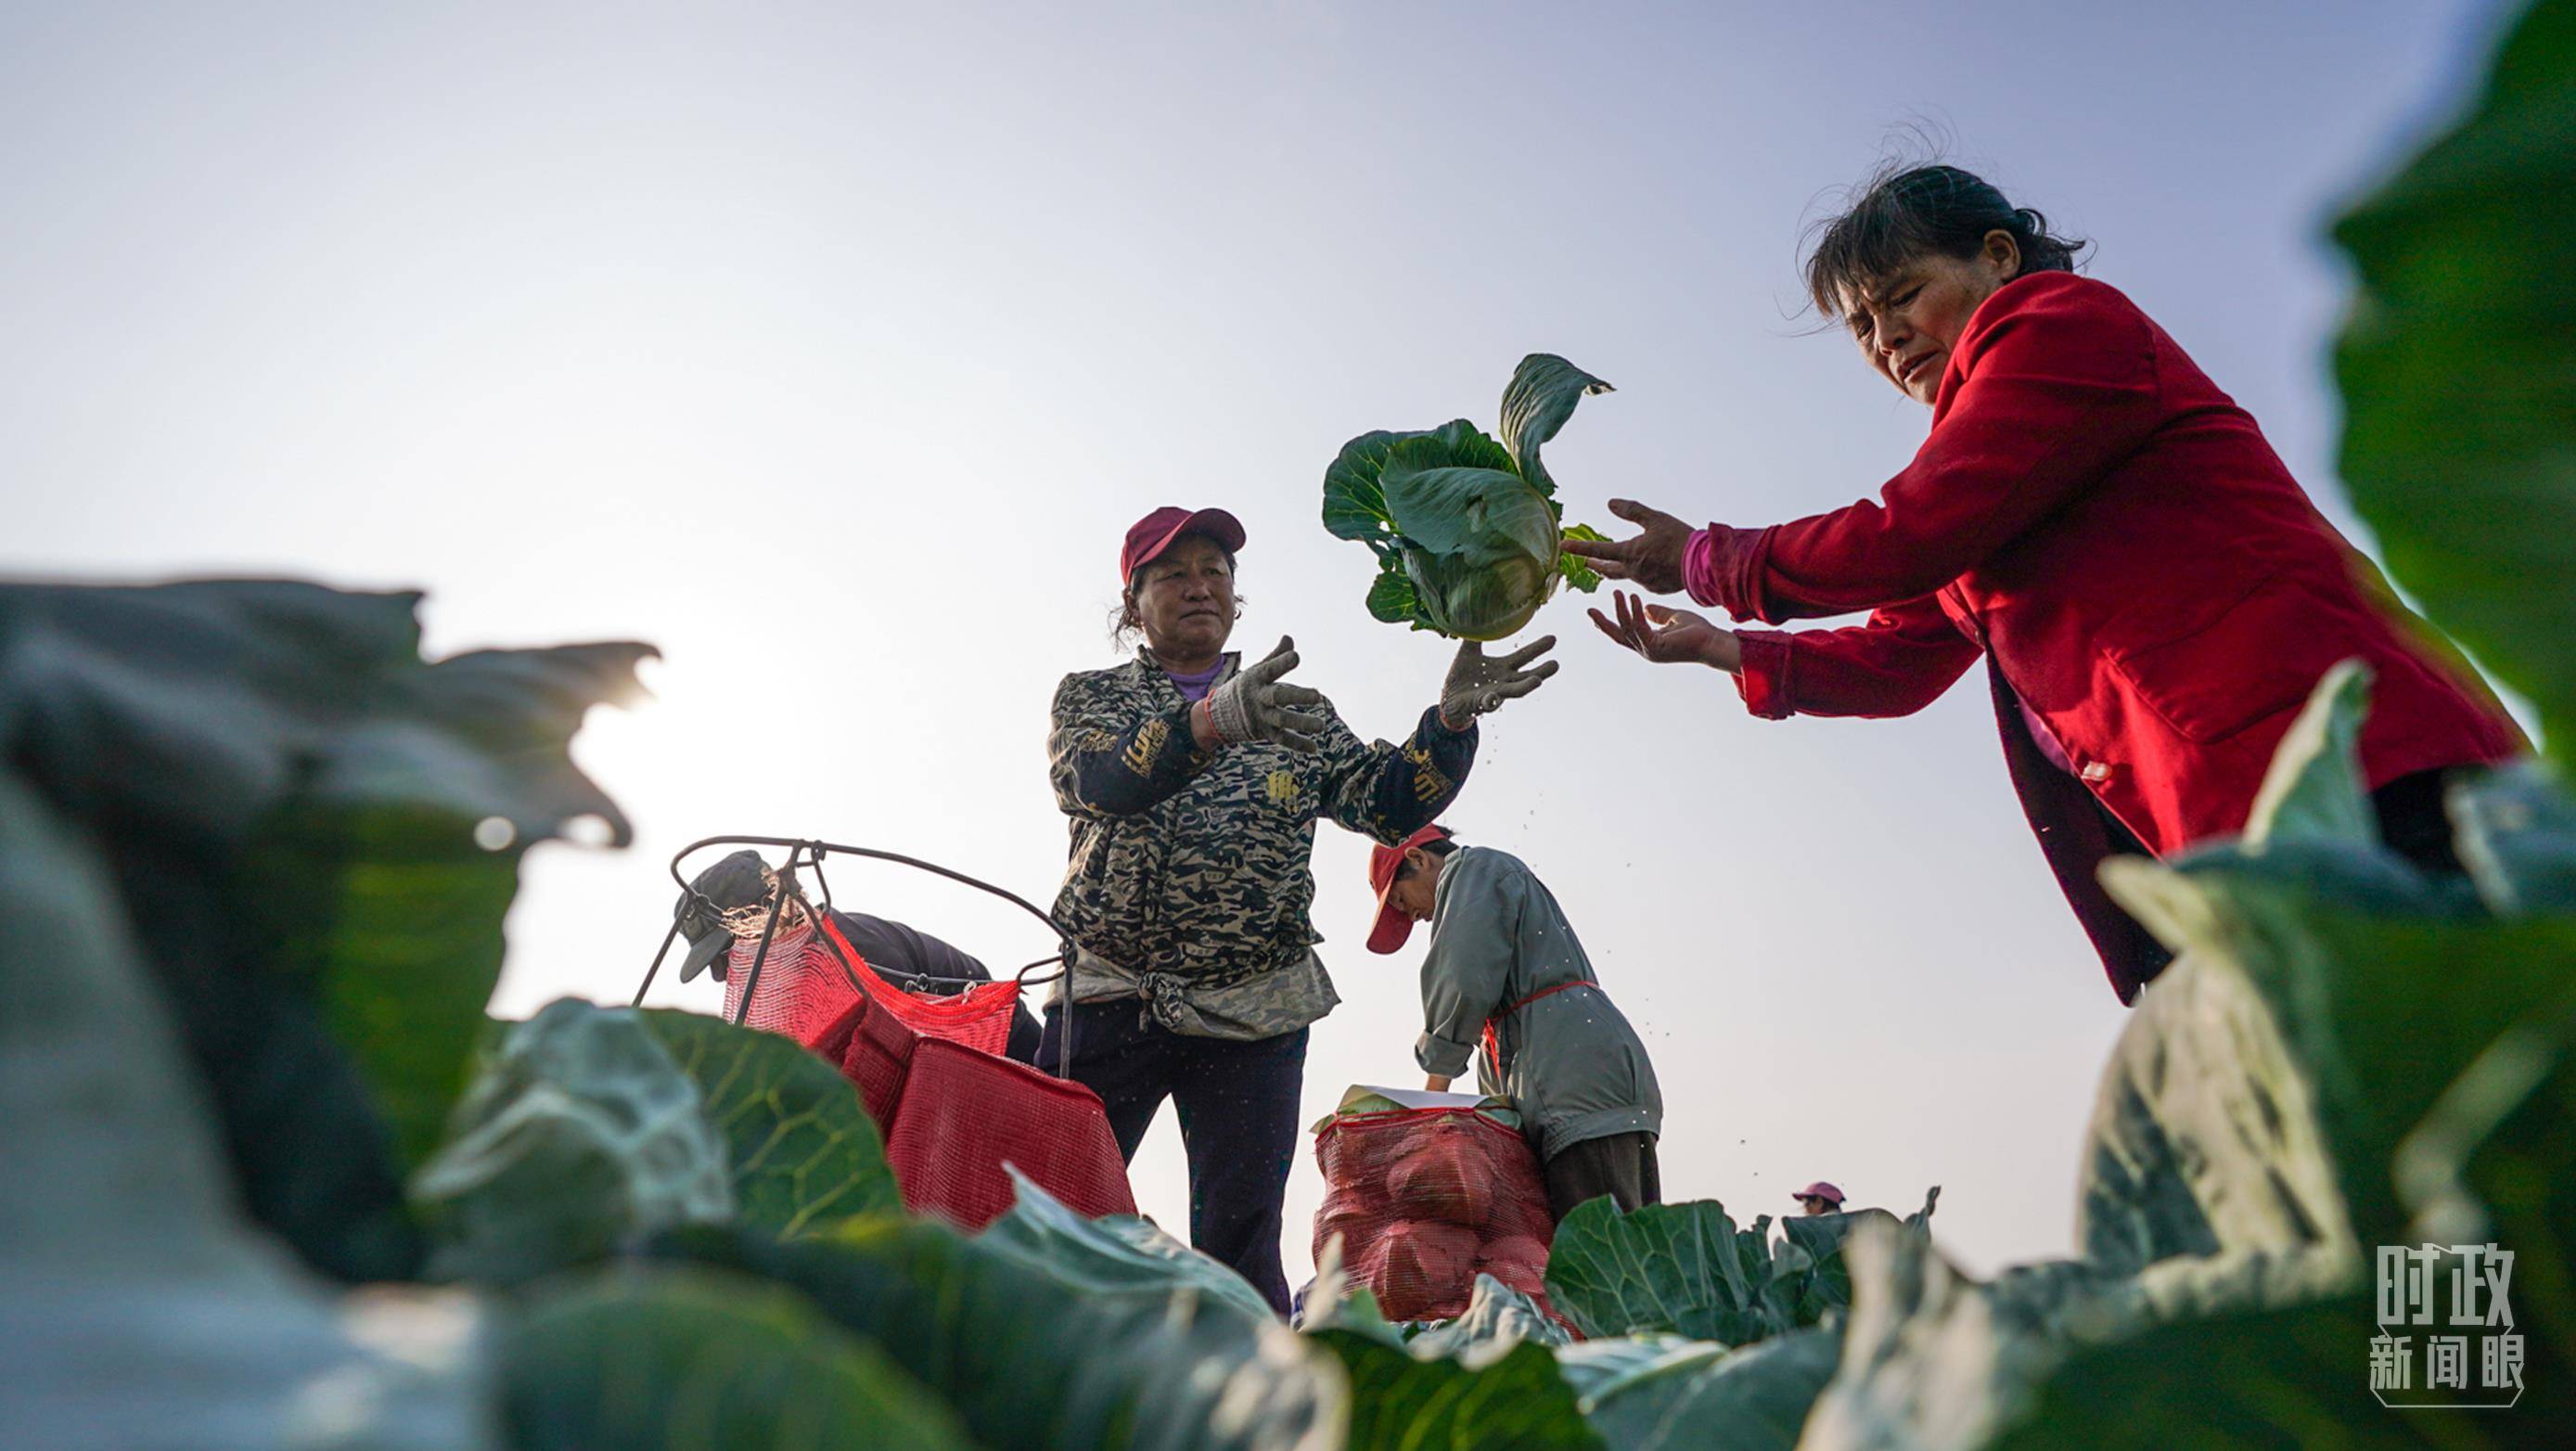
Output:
[1480, 980, 1596, 1078]
[1139, 969, 1196, 1033]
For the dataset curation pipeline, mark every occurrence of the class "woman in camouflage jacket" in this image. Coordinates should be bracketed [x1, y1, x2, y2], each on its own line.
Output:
[1044, 505, 1556, 1313]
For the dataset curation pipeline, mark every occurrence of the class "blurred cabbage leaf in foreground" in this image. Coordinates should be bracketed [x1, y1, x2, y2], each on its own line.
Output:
[0, 580, 651, 1280]
[2334, 0, 2576, 771]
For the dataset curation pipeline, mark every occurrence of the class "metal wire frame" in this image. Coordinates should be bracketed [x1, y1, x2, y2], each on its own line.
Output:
[633, 834, 1072, 1074]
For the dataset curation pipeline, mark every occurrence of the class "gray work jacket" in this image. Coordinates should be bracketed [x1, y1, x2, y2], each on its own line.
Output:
[1414, 846, 1662, 1160]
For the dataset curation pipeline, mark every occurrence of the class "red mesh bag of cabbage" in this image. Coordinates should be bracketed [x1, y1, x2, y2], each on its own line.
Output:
[810, 990, 1135, 1230]
[721, 914, 1020, 1057]
[1312, 1107, 1557, 1325]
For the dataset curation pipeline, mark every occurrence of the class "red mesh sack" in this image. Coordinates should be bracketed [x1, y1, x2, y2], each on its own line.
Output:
[810, 992, 1135, 1230]
[811, 992, 918, 1125]
[723, 917, 1023, 1057]
[817, 916, 1020, 1057]
[721, 931, 859, 1047]
[881, 1039, 1137, 1228]
[1313, 1109, 1557, 1323]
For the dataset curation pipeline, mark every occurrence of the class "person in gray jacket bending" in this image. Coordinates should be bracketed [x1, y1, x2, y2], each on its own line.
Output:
[1364, 826, 1664, 1218]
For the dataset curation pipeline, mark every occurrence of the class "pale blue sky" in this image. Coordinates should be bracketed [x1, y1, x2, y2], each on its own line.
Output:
[0, 1, 2508, 1280]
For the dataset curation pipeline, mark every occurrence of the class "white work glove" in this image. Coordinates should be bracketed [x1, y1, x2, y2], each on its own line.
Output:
[1439, 636, 1559, 729]
[1199, 636, 1328, 752]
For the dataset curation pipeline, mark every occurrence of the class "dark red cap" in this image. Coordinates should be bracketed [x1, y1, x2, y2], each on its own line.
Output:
[1793, 1182, 1846, 1206]
[1365, 825, 1454, 955]
[1120, 506, 1248, 585]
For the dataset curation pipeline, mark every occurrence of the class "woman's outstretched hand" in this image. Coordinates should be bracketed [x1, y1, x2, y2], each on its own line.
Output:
[1561, 499, 1695, 595]
[1590, 590, 1742, 672]
[1197, 636, 1328, 751]
[1440, 636, 1559, 729]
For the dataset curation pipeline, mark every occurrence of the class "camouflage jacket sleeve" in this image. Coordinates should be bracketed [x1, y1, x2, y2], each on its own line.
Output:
[1048, 672, 1214, 818]
[1316, 705, 1477, 846]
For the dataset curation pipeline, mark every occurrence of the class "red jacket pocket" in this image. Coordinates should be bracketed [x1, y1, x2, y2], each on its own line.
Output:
[2106, 575, 2339, 744]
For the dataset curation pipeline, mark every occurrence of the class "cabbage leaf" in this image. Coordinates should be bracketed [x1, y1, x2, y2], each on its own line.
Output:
[653, 1190, 1344, 1451]
[1325, 355, 1613, 640]
[2332, 0, 2576, 768]
[0, 767, 489, 1450]
[1557, 1329, 1843, 1451]
[501, 1266, 971, 1451]
[1545, 1189, 1936, 1346]
[411, 1000, 734, 1285]
[0, 579, 651, 1281]
[640, 1008, 903, 1235]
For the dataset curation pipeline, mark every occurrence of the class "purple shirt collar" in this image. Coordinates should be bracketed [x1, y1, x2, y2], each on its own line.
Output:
[1163, 658, 1226, 703]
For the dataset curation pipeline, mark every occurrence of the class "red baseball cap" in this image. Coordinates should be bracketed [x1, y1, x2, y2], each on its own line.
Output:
[1793, 1182, 1846, 1206]
[1120, 506, 1248, 584]
[1365, 825, 1454, 955]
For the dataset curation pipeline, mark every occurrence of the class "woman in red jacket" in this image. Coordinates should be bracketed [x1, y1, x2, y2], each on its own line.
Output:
[1570, 164, 2522, 1003]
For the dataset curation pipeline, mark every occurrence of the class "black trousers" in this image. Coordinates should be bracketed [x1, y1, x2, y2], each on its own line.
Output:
[2370, 766, 2468, 876]
[1543, 1131, 1661, 1222]
[1040, 1000, 1308, 1316]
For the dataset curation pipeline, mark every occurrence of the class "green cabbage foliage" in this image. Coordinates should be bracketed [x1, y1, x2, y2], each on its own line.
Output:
[1801, 661, 2576, 1447]
[0, 579, 652, 1282]
[639, 1008, 903, 1235]
[411, 1000, 735, 1285]
[2333, 0, 2576, 770]
[1984, 1294, 2395, 1451]
[1299, 1246, 1598, 1451]
[0, 767, 490, 1450]
[1407, 1274, 1574, 1359]
[1309, 1328, 1599, 1451]
[2073, 934, 2355, 1274]
[1557, 1329, 1843, 1451]
[1324, 355, 1614, 640]
[654, 1180, 1345, 1451]
[981, 1166, 1287, 1324]
[1544, 1189, 1938, 1346]
[501, 1266, 971, 1451]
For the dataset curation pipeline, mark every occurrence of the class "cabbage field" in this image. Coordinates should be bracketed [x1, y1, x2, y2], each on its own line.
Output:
[3, 3, 2571, 1446]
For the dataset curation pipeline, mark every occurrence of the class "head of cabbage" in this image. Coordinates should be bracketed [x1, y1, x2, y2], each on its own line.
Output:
[1322, 354, 1612, 641]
